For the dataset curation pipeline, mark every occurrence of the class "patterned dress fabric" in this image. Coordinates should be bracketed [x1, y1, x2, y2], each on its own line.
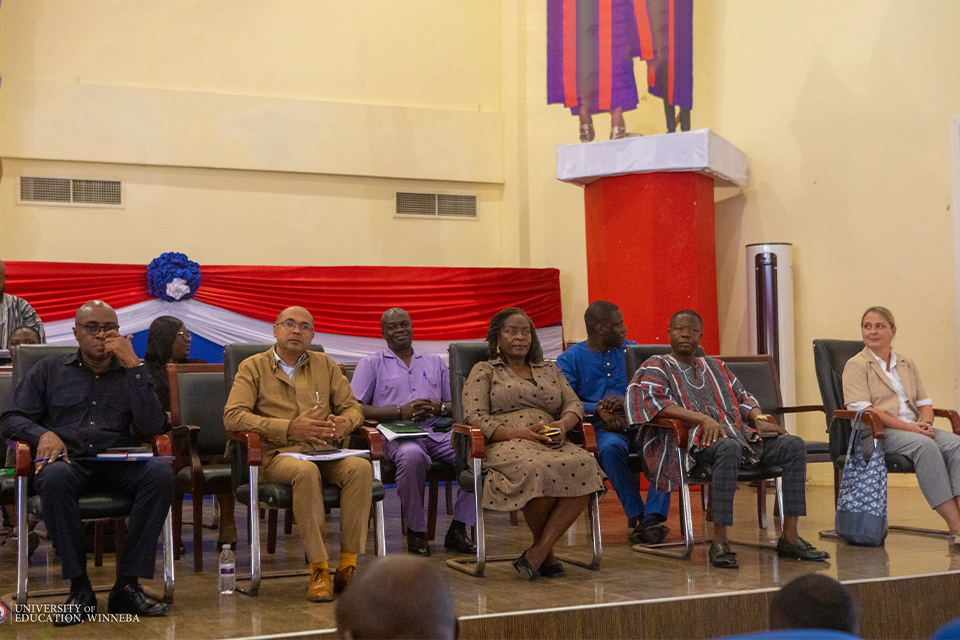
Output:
[462, 358, 605, 511]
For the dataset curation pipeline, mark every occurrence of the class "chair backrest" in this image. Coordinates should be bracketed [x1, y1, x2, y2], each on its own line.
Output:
[168, 363, 228, 456]
[1, 370, 13, 467]
[718, 355, 784, 414]
[12, 344, 78, 387]
[448, 343, 490, 423]
[223, 343, 325, 394]
[812, 339, 864, 460]
[624, 344, 705, 382]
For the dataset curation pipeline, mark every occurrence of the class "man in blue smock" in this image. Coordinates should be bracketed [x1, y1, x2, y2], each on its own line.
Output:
[557, 300, 670, 544]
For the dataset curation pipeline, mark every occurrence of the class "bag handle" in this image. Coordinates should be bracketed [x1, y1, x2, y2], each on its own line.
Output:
[844, 408, 868, 460]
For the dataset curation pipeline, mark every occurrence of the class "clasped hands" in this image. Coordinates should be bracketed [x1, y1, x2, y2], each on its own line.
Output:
[288, 405, 349, 447]
[398, 398, 442, 422]
[511, 420, 566, 450]
[596, 395, 627, 433]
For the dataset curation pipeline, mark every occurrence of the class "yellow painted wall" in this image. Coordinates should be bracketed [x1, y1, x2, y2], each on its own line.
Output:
[2, 1, 959, 487]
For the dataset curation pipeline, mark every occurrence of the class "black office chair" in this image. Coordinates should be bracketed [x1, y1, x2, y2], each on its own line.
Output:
[813, 339, 960, 538]
[223, 343, 386, 596]
[167, 362, 232, 572]
[10, 344, 176, 605]
[444, 343, 602, 577]
[720, 356, 831, 526]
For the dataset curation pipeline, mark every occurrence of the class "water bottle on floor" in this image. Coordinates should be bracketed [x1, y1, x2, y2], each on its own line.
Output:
[219, 544, 235, 594]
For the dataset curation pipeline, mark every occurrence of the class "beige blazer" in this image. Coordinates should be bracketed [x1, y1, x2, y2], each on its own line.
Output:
[842, 346, 929, 419]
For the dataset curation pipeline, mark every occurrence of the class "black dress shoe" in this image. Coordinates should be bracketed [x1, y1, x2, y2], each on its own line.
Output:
[108, 583, 170, 617]
[444, 527, 476, 554]
[54, 586, 97, 627]
[407, 531, 431, 556]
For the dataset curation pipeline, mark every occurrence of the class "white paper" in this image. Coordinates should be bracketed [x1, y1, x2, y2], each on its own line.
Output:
[279, 449, 369, 462]
[376, 425, 430, 441]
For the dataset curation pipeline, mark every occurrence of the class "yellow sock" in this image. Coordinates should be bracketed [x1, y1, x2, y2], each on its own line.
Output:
[338, 553, 357, 571]
[310, 560, 329, 572]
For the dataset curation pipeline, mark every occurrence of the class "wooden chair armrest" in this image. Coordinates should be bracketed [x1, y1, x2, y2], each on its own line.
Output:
[227, 430, 263, 466]
[650, 418, 692, 451]
[362, 419, 379, 428]
[13, 440, 33, 477]
[776, 405, 825, 415]
[832, 410, 885, 439]
[933, 408, 960, 434]
[350, 426, 384, 461]
[148, 434, 173, 458]
[571, 421, 597, 454]
[168, 424, 199, 473]
[452, 423, 486, 459]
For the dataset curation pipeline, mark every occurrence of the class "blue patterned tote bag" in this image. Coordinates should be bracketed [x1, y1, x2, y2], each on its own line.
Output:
[835, 410, 888, 546]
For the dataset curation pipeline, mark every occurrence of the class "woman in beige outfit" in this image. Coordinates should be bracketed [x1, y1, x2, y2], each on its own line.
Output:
[462, 308, 605, 580]
[842, 306, 960, 543]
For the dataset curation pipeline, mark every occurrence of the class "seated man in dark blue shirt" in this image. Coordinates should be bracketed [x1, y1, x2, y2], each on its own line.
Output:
[1, 301, 173, 625]
[557, 301, 671, 544]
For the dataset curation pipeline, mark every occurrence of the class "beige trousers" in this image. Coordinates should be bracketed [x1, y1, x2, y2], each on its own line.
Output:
[261, 454, 373, 564]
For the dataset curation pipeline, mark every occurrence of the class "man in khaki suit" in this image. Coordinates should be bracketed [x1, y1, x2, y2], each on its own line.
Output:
[224, 306, 371, 602]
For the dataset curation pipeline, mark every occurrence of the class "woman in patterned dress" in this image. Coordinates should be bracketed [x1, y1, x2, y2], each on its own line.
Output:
[462, 308, 605, 580]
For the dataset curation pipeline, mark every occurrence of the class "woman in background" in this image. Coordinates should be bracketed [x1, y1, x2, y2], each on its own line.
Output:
[145, 316, 236, 549]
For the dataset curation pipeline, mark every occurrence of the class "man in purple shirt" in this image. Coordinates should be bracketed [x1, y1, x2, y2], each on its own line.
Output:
[351, 308, 476, 556]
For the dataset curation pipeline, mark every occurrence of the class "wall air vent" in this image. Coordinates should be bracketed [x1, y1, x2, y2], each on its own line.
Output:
[17, 176, 123, 207]
[396, 192, 477, 219]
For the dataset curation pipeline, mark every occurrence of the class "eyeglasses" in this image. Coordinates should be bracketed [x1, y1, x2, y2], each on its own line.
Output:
[176, 330, 192, 343]
[275, 319, 314, 333]
[502, 327, 531, 338]
[77, 322, 120, 336]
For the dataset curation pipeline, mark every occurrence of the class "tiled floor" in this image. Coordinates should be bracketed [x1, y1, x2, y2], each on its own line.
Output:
[1, 482, 958, 639]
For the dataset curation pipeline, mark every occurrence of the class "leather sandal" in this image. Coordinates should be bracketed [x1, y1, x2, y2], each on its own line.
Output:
[511, 551, 537, 581]
[579, 123, 595, 143]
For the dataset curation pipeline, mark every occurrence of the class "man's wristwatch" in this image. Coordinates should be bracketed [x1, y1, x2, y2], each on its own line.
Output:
[755, 413, 776, 424]
[440, 404, 447, 417]
[396, 404, 402, 419]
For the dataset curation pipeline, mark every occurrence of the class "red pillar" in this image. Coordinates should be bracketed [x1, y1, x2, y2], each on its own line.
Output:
[583, 171, 720, 354]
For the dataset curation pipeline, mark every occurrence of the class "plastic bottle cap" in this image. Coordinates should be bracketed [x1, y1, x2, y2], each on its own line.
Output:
[222, 544, 230, 550]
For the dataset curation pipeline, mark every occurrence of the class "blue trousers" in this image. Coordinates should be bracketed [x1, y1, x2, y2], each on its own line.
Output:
[595, 425, 670, 522]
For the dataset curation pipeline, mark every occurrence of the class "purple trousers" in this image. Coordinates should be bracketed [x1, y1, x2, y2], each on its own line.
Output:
[384, 433, 475, 531]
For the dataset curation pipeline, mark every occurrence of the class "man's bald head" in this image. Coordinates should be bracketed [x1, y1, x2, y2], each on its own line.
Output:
[276, 306, 313, 324]
[76, 300, 116, 324]
[336, 556, 457, 640]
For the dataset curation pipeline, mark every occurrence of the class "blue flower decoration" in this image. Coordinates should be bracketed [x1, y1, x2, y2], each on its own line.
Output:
[147, 252, 201, 301]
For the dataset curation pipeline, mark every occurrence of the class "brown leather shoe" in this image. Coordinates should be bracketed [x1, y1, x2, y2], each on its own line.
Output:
[333, 565, 357, 594]
[307, 563, 333, 602]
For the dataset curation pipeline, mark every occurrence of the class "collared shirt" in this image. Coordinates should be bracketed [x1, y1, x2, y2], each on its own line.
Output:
[351, 349, 451, 442]
[846, 349, 932, 421]
[0, 351, 167, 457]
[223, 347, 363, 465]
[556, 339, 638, 415]
[273, 348, 307, 383]
[0, 293, 46, 349]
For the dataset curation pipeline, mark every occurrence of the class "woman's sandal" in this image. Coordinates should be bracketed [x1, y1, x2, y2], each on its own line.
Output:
[579, 123, 595, 143]
[538, 560, 565, 578]
[511, 551, 538, 581]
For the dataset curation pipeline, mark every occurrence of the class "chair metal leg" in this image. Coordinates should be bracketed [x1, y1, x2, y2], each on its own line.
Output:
[757, 480, 768, 529]
[238, 467, 262, 596]
[447, 457, 511, 577]
[557, 491, 603, 571]
[633, 451, 707, 560]
[192, 491, 204, 572]
[372, 460, 386, 557]
[774, 477, 785, 535]
[427, 480, 439, 540]
[162, 508, 176, 603]
[16, 475, 29, 606]
[172, 491, 184, 561]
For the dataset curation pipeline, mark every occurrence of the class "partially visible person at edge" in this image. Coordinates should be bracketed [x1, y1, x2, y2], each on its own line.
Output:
[557, 300, 671, 545]
[1, 300, 173, 625]
[0, 259, 46, 350]
[627, 309, 829, 569]
[843, 306, 960, 545]
[462, 307, 606, 580]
